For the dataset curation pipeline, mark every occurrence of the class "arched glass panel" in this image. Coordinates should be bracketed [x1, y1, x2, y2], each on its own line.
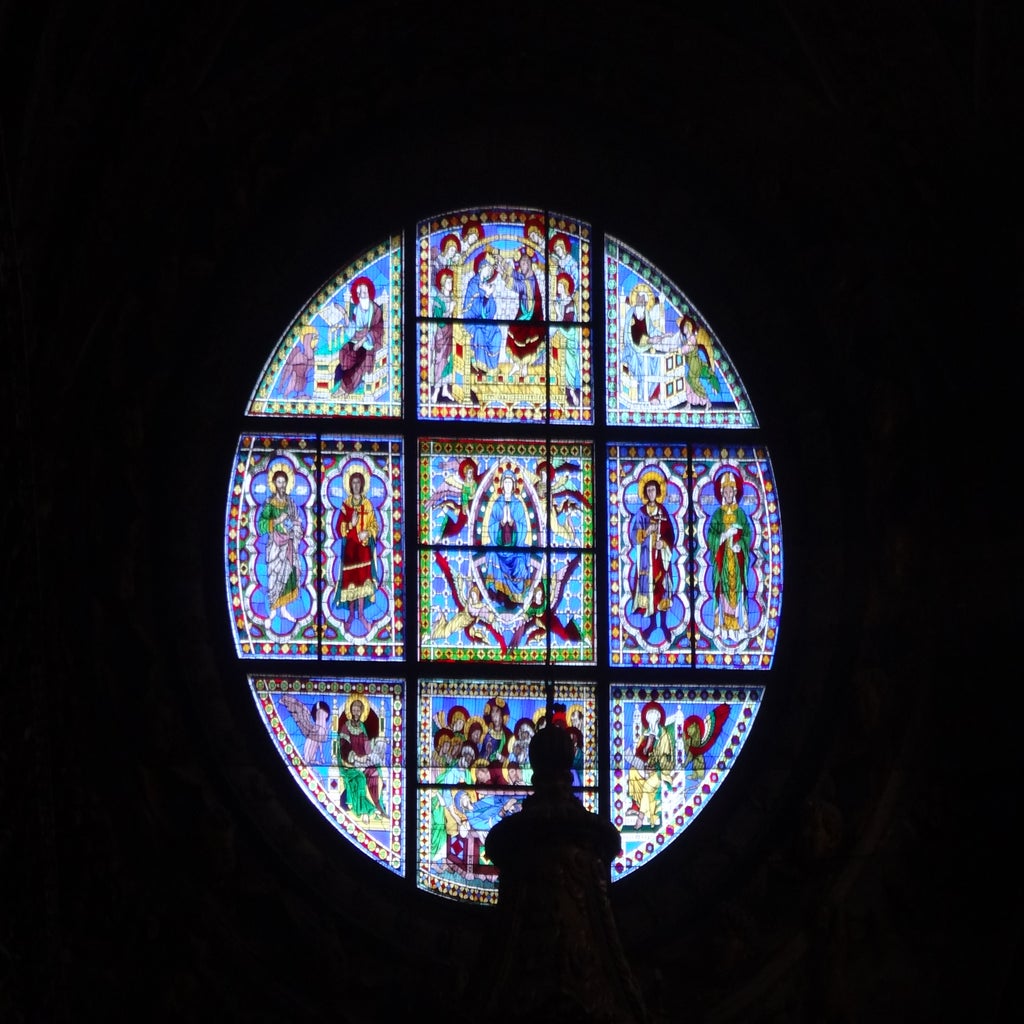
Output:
[248, 236, 404, 418]
[606, 237, 757, 427]
[251, 676, 406, 876]
[609, 684, 763, 879]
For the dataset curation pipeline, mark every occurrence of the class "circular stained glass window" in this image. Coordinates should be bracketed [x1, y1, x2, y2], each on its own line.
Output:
[224, 207, 783, 902]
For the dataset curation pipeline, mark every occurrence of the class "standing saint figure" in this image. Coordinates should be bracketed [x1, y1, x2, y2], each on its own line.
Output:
[332, 275, 384, 395]
[552, 273, 581, 408]
[629, 470, 677, 643]
[707, 470, 753, 642]
[333, 467, 380, 633]
[257, 464, 304, 625]
[337, 695, 384, 822]
[430, 267, 456, 403]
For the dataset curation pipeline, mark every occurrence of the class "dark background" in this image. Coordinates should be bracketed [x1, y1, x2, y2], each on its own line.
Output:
[3, 2, 1017, 1021]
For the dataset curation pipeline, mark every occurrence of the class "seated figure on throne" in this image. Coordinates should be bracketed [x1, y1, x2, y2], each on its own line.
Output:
[332, 276, 384, 395]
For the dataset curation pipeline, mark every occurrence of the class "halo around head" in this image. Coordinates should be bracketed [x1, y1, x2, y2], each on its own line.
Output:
[344, 693, 369, 722]
[342, 462, 369, 498]
[267, 458, 296, 494]
[714, 467, 743, 502]
[628, 283, 653, 309]
[638, 468, 666, 501]
[641, 700, 666, 726]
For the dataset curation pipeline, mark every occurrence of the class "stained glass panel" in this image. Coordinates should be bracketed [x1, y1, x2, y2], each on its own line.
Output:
[251, 676, 405, 874]
[692, 446, 782, 668]
[229, 208, 782, 903]
[545, 220, 591, 324]
[225, 434, 404, 660]
[319, 436, 405, 661]
[420, 551, 595, 663]
[248, 235, 403, 417]
[548, 323, 592, 423]
[416, 208, 593, 424]
[416, 679, 597, 903]
[605, 238, 757, 427]
[609, 684, 763, 880]
[607, 444, 692, 666]
[419, 438, 595, 664]
[419, 438, 594, 549]
[227, 435, 319, 658]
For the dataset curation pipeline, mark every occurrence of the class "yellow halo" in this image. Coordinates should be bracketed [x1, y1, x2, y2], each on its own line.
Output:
[344, 693, 370, 722]
[628, 283, 653, 309]
[342, 461, 370, 499]
[267, 458, 296, 494]
[638, 468, 666, 501]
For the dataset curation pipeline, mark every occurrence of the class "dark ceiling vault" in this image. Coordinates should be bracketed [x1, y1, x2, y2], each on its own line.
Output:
[3, 1, 1016, 1021]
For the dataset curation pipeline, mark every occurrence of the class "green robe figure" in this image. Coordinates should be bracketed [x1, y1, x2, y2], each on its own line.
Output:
[338, 697, 384, 821]
[257, 467, 303, 624]
[707, 470, 753, 642]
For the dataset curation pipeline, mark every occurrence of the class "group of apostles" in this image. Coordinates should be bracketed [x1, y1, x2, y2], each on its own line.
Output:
[430, 696, 586, 788]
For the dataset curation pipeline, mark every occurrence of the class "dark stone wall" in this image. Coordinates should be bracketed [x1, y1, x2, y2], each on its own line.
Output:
[4, 2, 1015, 1020]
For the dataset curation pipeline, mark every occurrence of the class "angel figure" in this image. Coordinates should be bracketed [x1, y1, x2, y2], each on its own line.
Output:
[431, 231, 464, 272]
[430, 553, 506, 653]
[507, 553, 582, 652]
[279, 695, 331, 764]
[678, 315, 717, 411]
[427, 457, 481, 540]
[278, 325, 318, 398]
[682, 703, 730, 776]
[527, 459, 589, 546]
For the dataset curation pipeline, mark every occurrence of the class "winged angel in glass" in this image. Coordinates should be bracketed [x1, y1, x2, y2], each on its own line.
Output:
[252, 678, 405, 874]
